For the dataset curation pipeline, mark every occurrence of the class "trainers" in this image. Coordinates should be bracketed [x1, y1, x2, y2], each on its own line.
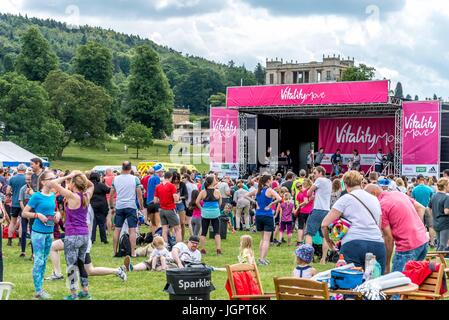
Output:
[34, 291, 52, 300]
[64, 294, 79, 301]
[116, 266, 128, 281]
[78, 291, 93, 300]
[200, 249, 207, 255]
[257, 259, 268, 266]
[216, 249, 222, 255]
[123, 256, 133, 272]
[19, 253, 26, 258]
[45, 273, 64, 281]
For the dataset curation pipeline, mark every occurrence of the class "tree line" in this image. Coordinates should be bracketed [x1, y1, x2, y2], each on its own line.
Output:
[0, 13, 267, 159]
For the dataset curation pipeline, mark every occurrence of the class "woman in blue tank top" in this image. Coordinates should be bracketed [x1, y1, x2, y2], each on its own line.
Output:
[246, 174, 281, 266]
[196, 175, 222, 255]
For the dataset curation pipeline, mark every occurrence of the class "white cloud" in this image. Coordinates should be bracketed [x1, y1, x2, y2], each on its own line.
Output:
[1, 0, 448, 99]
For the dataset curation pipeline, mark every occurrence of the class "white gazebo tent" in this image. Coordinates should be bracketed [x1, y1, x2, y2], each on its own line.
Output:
[0, 141, 49, 168]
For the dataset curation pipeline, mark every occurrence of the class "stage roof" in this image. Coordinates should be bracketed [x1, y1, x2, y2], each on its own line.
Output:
[231, 99, 402, 119]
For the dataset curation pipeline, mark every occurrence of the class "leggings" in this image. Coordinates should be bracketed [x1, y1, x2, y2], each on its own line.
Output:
[436, 230, 449, 251]
[21, 218, 29, 254]
[191, 217, 202, 236]
[64, 235, 89, 291]
[31, 232, 53, 294]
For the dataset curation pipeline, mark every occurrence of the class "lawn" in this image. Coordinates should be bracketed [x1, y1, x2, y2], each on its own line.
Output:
[50, 139, 210, 173]
[1, 227, 335, 300]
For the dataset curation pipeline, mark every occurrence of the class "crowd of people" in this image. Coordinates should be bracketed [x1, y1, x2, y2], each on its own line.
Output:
[1, 158, 449, 300]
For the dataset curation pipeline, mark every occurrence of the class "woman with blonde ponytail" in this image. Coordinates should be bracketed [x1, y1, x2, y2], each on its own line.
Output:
[48, 171, 94, 300]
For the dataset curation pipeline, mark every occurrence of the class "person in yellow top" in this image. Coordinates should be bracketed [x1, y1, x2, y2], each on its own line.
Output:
[291, 169, 307, 206]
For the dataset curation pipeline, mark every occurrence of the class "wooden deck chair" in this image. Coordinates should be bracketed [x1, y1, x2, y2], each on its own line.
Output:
[273, 277, 329, 300]
[401, 262, 449, 300]
[225, 263, 275, 300]
[425, 251, 449, 278]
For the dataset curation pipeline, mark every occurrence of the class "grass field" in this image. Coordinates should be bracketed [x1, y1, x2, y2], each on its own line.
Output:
[50, 139, 210, 173]
[1, 227, 334, 300]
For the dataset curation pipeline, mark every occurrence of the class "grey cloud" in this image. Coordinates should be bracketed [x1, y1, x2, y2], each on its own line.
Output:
[241, 0, 406, 19]
[21, 0, 227, 20]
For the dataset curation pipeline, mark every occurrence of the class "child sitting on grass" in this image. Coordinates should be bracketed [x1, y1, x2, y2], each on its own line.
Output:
[222, 203, 236, 234]
[238, 235, 255, 264]
[149, 236, 172, 271]
[293, 244, 317, 279]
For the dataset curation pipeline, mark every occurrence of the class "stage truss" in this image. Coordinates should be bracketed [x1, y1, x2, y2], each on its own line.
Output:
[237, 98, 403, 177]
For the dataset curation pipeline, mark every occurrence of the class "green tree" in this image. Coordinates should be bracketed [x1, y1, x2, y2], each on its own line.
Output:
[0, 72, 65, 158]
[405, 94, 412, 100]
[254, 63, 266, 85]
[73, 41, 113, 89]
[44, 70, 112, 156]
[176, 67, 225, 114]
[433, 93, 438, 100]
[126, 45, 174, 138]
[15, 26, 58, 81]
[225, 62, 256, 87]
[341, 64, 376, 81]
[121, 122, 153, 159]
[394, 82, 404, 99]
[3, 54, 15, 72]
[414, 95, 419, 101]
[208, 92, 226, 107]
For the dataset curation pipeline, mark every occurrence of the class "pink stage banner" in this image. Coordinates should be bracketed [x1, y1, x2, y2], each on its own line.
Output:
[227, 80, 389, 108]
[402, 101, 440, 176]
[318, 118, 395, 169]
[209, 108, 239, 177]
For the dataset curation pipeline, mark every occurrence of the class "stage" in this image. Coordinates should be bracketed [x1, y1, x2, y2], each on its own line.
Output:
[209, 80, 448, 178]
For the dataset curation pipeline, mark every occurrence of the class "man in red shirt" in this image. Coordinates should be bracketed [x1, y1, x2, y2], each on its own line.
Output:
[154, 171, 181, 244]
[366, 184, 427, 273]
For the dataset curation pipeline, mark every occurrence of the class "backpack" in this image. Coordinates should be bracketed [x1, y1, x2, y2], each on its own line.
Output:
[117, 233, 132, 257]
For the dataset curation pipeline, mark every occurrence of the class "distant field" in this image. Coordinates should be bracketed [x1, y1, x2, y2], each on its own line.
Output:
[50, 140, 210, 173]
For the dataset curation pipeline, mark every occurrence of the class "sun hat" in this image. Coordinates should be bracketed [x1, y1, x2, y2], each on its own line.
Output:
[295, 244, 315, 264]
[378, 178, 391, 187]
[153, 163, 165, 173]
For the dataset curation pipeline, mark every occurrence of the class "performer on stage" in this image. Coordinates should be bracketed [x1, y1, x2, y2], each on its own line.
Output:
[349, 149, 361, 171]
[375, 148, 384, 173]
[313, 148, 325, 167]
[331, 149, 343, 177]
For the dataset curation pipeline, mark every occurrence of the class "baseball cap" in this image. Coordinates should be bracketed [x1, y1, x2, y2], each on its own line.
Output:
[153, 163, 165, 173]
[17, 164, 27, 171]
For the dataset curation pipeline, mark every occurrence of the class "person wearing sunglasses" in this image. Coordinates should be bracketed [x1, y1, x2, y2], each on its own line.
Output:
[22, 170, 61, 300]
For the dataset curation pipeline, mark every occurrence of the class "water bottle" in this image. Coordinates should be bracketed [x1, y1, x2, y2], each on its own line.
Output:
[364, 253, 374, 281]
[336, 254, 347, 268]
[372, 256, 382, 279]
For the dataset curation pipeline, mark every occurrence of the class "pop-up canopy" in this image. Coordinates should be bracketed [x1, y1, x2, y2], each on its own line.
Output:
[0, 141, 49, 168]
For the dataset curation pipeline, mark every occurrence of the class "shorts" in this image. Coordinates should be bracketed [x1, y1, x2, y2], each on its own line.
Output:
[160, 209, 180, 227]
[297, 213, 310, 230]
[185, 207, 193, 217]
[305, 209, 329, 237]
[147, 202, 160, 215]
[115, 208, 138, 228]
[280, 221, 293, 234]
[424, 208, 433, 228]
[176, 202, 186, 213]
[5, 204, 11, 219]
[201, 218, 219, 237]
[256, 215, 275, 232]
[11, 207, 22, 218]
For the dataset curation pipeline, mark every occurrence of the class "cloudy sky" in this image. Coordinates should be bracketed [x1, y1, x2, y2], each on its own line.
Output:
[2, 0, 449, 99]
